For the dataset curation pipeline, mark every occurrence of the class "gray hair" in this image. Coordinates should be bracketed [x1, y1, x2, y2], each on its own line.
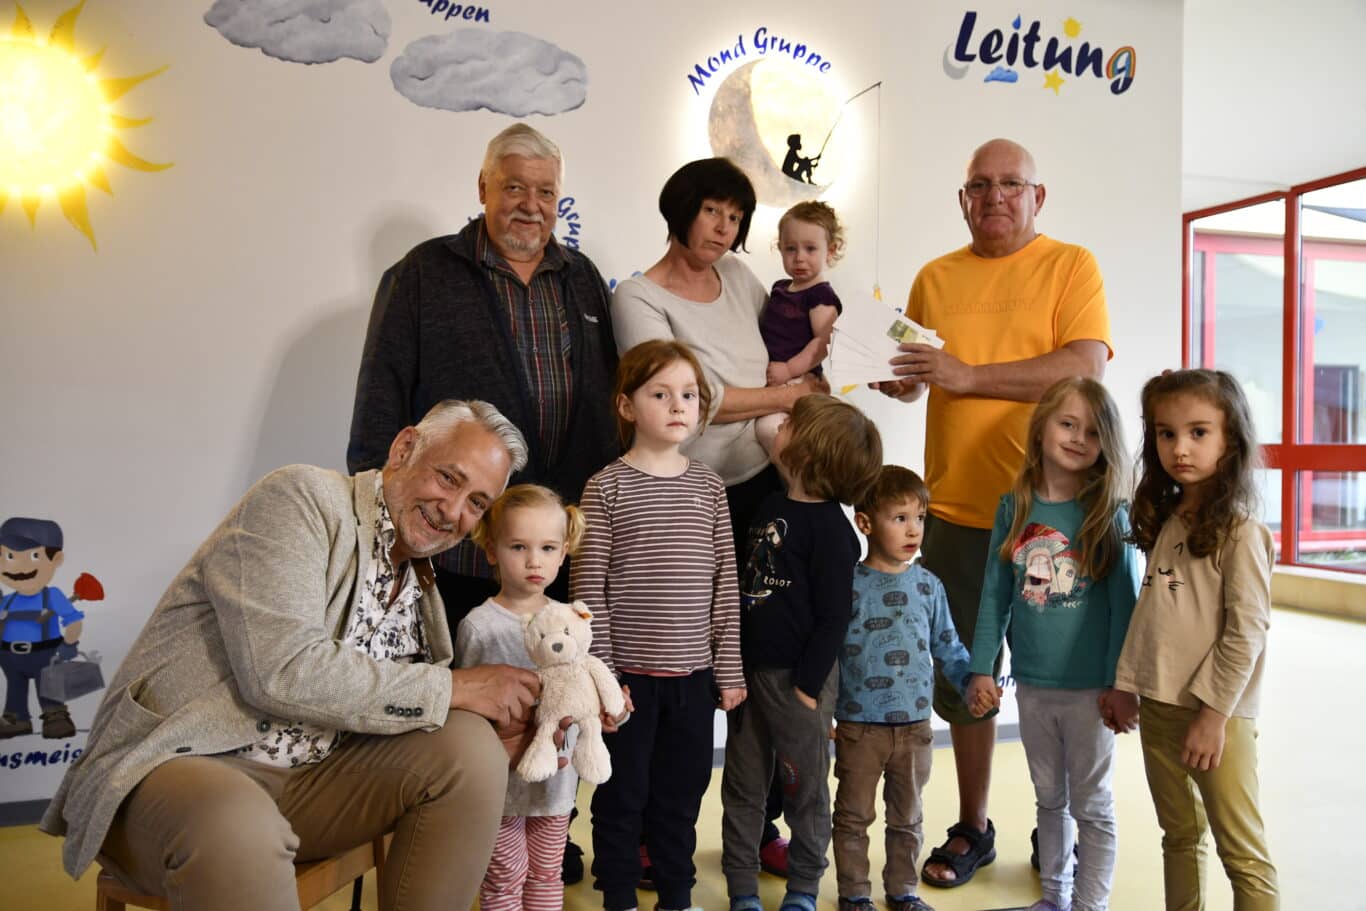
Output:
[480, 123, 564, 182]
[412, 400, 529, 474]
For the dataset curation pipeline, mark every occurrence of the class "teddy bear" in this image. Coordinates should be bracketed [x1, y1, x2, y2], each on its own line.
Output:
[516, 600, 626, 785]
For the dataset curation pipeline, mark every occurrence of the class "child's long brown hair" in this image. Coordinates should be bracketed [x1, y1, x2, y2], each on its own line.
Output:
[1131, 369, 1259, 557]
[999, 377, 1128, 580]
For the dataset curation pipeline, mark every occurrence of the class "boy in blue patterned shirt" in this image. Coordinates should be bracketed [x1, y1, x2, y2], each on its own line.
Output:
[832, 467, 990, 911]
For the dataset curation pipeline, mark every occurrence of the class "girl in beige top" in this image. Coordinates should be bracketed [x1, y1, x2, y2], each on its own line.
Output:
[1111, 369, 1278, 911]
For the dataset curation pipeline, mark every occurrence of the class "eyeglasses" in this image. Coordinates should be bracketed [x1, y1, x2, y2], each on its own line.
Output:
[962, 179, 1039, 199]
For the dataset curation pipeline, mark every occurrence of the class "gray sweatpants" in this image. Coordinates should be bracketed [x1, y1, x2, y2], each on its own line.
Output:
[1017, 684, 1118, 911]
[721, 667, 837, 898]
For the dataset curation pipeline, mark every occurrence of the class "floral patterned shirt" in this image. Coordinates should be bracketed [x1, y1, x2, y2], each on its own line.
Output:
[236, 476, 428, 767]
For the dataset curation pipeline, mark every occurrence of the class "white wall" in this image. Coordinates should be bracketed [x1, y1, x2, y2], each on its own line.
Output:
[0, 0, 1181, 801]
[1183, 0, 1366, 210]
[866, 0, 1182, 483]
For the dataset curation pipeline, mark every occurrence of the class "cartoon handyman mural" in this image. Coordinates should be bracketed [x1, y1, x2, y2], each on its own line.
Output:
[0, 518, 104, 739]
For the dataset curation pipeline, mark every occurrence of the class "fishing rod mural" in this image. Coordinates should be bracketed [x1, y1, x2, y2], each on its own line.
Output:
[696, 28, 879, 210]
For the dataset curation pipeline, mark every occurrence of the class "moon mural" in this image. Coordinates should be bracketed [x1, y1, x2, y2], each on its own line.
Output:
[708, 59, 845, 208]
[942, 44, 969, 79]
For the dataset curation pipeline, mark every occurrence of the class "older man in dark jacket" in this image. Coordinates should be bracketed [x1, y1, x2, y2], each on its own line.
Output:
[349, 123, 619, 628]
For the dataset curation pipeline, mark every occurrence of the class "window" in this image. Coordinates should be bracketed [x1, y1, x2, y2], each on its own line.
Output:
[1184, 167, 1366, 573]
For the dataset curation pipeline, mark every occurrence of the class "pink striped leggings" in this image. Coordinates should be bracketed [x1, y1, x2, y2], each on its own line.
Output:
[480, 813, 571, 911]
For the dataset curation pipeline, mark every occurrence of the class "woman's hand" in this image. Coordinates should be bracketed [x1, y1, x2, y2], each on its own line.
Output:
[784, 373, 829, 409]
[794, 687, 818, 710]
[766, 361, 792, 386]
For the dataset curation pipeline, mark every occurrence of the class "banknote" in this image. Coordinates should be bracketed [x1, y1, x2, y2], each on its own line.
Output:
[885, 316, 943, 348]
[823, 292, 946, 388]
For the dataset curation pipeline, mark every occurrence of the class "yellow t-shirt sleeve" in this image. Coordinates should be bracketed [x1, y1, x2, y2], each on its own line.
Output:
[1054, 246, 1113, 358]
[905, 275, 926, 323]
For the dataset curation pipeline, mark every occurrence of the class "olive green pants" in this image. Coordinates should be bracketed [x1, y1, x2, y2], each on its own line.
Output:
[1139, 699, 1278, 911]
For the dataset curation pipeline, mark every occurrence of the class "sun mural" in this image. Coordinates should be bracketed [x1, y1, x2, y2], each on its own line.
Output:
[0, 1, 170, 249]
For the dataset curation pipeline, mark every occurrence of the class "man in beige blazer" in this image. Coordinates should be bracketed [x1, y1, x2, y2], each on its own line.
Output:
[42, 400, 544, 910]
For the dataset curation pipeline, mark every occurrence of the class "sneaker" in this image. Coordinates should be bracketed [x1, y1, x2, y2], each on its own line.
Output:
[561, 837, 584, 884]
[1030, 827, 1080, 877]
[0, 713, 33, 739]
[778, 891, 817, 911]
[838, 897, 874, 911]
[638, 844, 656, 891]
[1026, 901, 1070, 911]
[758, 835, 790, 877]
[889, 895, 935, 911]
[41, 708, 76, 739]
[729, 895, 764, 911]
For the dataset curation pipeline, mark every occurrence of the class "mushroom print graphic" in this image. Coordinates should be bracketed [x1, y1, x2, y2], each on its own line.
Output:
[1012, 523, 1072, 610]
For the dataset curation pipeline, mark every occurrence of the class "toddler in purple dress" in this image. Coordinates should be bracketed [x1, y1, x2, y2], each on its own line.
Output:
[757, 201, 845, 453]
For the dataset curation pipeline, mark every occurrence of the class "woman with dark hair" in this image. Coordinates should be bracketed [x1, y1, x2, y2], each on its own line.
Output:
[612, 158, 827, 554]
[608, 157, 827, 900]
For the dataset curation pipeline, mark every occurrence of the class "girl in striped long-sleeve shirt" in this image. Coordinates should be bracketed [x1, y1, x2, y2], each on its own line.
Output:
[572, 339, 746, 911]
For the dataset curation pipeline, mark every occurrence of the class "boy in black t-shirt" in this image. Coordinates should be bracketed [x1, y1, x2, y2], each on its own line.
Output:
[721, 395, 883, 911]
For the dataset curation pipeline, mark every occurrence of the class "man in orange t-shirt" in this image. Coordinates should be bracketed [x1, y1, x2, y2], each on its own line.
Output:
[876, 138, 1113, 889]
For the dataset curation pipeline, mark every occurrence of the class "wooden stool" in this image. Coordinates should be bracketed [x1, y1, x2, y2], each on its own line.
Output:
[95, 833, 388, 911]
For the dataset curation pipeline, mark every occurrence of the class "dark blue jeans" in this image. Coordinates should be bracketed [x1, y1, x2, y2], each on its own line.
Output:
[1, 645, 65, 719]
[591, 669, 716, 911]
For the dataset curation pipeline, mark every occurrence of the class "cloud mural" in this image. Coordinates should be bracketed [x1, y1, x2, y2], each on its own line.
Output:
[390, 29, 588, 116]
[204, 0, 390, 65]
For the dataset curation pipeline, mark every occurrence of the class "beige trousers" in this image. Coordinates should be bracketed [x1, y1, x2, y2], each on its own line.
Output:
[1139, 699, 1278, 911]
[99, 710, 508, 911]
[831, 719, 935, 900]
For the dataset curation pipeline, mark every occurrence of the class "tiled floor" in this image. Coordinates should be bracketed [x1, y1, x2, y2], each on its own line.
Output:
[7, 607, 1361, 910]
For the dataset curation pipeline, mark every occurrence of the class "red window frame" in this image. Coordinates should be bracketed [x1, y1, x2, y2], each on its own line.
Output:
[1182, 165, 1366, 572]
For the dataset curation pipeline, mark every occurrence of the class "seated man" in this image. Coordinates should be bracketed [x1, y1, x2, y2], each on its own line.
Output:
[42, 400, 544, 911]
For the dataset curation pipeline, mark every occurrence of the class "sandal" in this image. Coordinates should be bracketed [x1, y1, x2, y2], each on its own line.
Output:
[921, 819, 997, 888]
[1030, 827, 1079, 877]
